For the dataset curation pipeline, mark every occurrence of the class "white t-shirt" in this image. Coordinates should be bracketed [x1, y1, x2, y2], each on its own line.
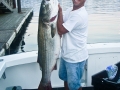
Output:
[61, 6, 89, 63]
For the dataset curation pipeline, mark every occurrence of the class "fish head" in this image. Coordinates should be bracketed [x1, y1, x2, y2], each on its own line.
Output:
[40, 0, 58, 24]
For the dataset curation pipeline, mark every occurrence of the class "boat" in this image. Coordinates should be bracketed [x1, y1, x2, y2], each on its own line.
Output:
[0, 43, 120, 90]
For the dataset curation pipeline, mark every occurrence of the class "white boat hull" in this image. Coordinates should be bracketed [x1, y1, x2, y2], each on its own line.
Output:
[0, 43, 120, 90]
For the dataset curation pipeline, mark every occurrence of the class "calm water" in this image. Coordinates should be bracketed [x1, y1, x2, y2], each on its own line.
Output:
[12, 0, 120, 54]
[21, 0, 120, 15]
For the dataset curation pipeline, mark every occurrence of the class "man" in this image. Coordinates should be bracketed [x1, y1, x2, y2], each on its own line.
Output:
[57, 0, 88, 90]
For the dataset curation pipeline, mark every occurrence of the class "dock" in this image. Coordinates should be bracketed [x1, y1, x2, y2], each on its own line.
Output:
[0, 8, 33, 56]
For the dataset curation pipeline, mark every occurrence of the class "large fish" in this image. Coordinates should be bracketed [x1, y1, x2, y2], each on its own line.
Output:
[37, 0, 60, 89]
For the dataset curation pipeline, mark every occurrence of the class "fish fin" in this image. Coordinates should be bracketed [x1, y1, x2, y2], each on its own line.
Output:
[52, 62, 57, 71]
[52, 58, 60, 71]
[37, 51, 42, 70]
[51, 24, 56, 38]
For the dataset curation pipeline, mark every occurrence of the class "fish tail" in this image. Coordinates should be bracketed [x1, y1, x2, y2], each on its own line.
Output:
[38, 80, 52, 90]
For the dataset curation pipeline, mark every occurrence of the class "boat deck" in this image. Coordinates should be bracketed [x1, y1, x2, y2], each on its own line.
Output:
[23, 87, 94, 90]
[6, 85, 94, 90]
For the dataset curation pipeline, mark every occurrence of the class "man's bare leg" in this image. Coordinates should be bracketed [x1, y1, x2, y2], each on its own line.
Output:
[78, 87, 82, 90]
[64, 81, 69, 90]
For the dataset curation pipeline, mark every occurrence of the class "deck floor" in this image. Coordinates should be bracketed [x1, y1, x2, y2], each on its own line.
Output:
[23, 87, 94, 90]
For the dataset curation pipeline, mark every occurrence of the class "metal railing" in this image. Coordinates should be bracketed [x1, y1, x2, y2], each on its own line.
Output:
[4, 0, 21, 13]
[4, 0, 14, 8]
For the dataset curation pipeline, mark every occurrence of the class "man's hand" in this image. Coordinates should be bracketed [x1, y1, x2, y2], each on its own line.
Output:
[58, 4, 62, 13]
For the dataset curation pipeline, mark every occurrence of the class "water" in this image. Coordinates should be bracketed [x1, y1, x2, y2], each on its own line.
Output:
[106, 65, 118, 80]
[85, 0, 120, 14]
[20, 0, 120, 15]
[11, 0, 120, 53]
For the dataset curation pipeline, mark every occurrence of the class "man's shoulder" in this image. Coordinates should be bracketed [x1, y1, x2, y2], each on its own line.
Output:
[78, 7, 88, 18]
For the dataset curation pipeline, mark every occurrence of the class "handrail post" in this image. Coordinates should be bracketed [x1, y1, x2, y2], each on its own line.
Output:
[13, 0, 16, 8]
[17, 0, 21, 13]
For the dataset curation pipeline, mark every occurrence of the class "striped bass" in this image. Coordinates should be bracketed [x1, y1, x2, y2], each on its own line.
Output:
[37, 0, 60, 89]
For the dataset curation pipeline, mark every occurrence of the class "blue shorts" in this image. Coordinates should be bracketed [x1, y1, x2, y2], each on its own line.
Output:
[59, 58, 86, 90]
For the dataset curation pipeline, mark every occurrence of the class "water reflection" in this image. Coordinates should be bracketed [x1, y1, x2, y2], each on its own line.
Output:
[21, 0, 120, 15]
[12, 0, 120, 53]
[21, 38, 25, 52]
[21, 23, 38, 52]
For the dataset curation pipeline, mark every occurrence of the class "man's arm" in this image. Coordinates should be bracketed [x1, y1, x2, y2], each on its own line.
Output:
[57, 4, 68, 37]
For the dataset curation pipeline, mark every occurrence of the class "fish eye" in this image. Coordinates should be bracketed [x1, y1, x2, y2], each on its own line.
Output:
[42, 4, 45, 8]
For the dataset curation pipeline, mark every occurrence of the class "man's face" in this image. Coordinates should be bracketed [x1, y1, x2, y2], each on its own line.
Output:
[72, 0, 85, 7]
